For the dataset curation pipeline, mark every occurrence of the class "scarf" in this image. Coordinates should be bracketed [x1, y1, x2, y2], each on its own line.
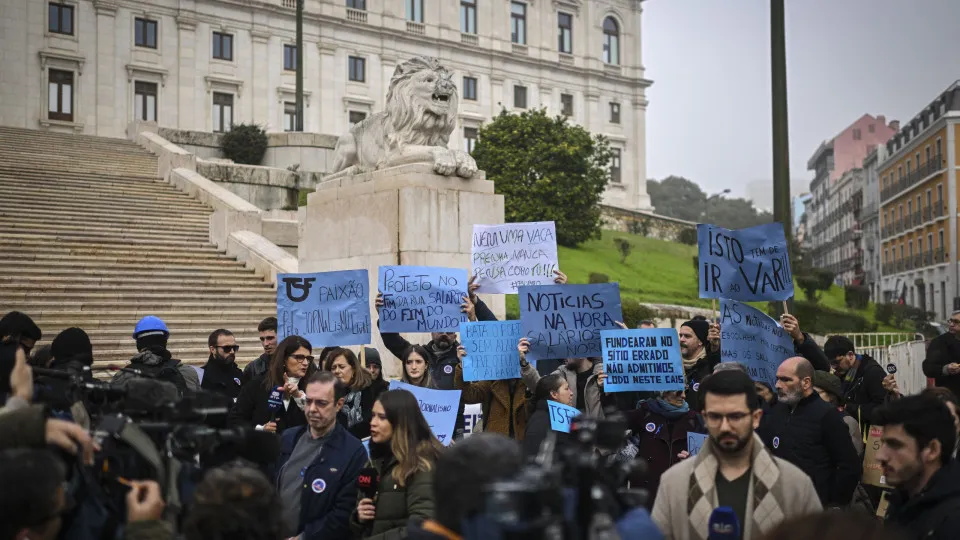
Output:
[683, 347, 707, 372]
[647, 398, 690, 420]
[342, 390, 364, 428]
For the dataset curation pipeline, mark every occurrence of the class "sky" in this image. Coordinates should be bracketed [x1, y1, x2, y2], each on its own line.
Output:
[643, 0, 960, 210]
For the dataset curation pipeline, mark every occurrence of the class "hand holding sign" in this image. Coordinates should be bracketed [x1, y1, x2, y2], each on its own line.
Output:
[277, 270, 371, 347]
[687, 432, 708, 456]
[459, 321, 523, 382]
[600, 328, 684, 393]
[719, 299, 794, 389]
[472, 222, 559, 294]
[547, 400, 581, 433]
[698, 223, 793, 302]
[519, 283, 624, 362]
[378, 266, 469, 333]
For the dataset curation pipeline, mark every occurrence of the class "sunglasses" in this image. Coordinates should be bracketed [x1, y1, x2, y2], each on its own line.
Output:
[291, 354, 315, 363]
[218, 345, 240, 353]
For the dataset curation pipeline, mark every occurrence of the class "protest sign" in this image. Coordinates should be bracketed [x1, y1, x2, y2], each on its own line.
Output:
[472, 222, 559, 294]
[698, 223, 793, 302]
[547, 400, 581, 433]
[462, 403, 484, 436]
[600, 328, 684, 392]
[687, 432, 708, 456]
[389, 380, 461, 446]
[519, 283, 623, 362]
[459, 321, 523, 382]
[719, 299, 794, 388]
[378, 266, 468, 333]
[276, 270, 371, 347]
[862, 425, 889, 488]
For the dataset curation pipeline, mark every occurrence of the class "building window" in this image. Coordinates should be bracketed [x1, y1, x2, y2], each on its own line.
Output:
[560, 93, 573, 116]
[348, 56, 366, 82]
[461, 0, 477, 34]
[134, 81, 157, 122]
[47, 69, 74, 122]
[938, 184, 944, 204]
[610, 148, 622, 183]
[48, 3, 74, 35]
[558, 12, 572, 54]
[603, 17, 620, 65]
[610, 102, 621, 124]
[937, 138, 943, 157]
[514, 85, 527, 109]
[927, 189, 933, 209]
[283, 102, 296, 132]
[407, 0, 423, 23]
[926, 145, 932, 164]
[212, 92, 233, 133]
[462, 76, 477, 101]
[464, 126, 478, 154]
[283, 44, 297, 71]
[212, 32, 233, 61]
[135, 18, 158, 48]
[348, 110, 367, 125]
[347, 0, 366, 9]
[511, 2, 526, 44]
[868, 123, 875, 133]
[852, 128, 861, 140]
[939, 229, 945, 249]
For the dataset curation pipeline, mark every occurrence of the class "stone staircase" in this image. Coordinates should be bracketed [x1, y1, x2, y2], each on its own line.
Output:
[0, 126, 276, 369]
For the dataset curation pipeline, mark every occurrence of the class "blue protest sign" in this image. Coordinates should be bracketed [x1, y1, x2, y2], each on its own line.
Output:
[277, 270, 371, 347]
[389, 380, 461, 446]
[719, 299, 795, 388]
[378, 266, 469, 333]
[697, 223, 793, 302]
[361, 437, 370, 457]
[519, 283, 624, 362]
[459, 321, 523, 382]
[600, 329, 684, 392]
[547, 400, 581, 433]
[687, 432, 708, 456]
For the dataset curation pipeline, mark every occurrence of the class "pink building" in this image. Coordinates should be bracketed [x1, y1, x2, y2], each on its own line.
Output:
[808, 114, 899, 183]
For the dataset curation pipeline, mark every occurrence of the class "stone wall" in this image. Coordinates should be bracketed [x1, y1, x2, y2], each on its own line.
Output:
[158, 129, 337, 172]
[601, 205, 697, 242]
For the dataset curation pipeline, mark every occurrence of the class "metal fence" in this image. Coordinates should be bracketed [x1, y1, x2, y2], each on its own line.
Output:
[810, 332, 929, 395]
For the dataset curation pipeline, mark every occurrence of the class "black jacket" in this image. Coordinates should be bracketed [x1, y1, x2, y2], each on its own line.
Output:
[758, 392, 861, 507]
[794, 332, 830, 372]
[337, 384, 378, 440]
[840, 354, 887, 435]
[886, 460, 960, 540]
[229, 375, 308, 433]
[198, 358, 244, 402]
[522, 400, 571, 459]
[241, 353, 271, 386]
[684, 349, 721, 412]
[923, 333, 960, 400]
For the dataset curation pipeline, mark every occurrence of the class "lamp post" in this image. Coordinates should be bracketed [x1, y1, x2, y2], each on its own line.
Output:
[771, 0, 791, 243]
[295, 0, 304, 131]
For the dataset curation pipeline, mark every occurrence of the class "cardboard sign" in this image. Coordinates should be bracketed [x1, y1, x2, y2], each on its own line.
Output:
[719, 299, 794, 389]
[459, 321, 523, 382]
[600, 328, 684, 392]
[698, 223, 794, 302]
[472, 222, 559, 294]
[388, 380, 462, 446]
[547, 400, 581, 433]
[378, 266, 469, 333]
[519, 283, 624, 362]
[687, 432, 708, 456]
[876, 491, 890, 519]
[862, 425, 889, 488]
[277, 270, 371, 346]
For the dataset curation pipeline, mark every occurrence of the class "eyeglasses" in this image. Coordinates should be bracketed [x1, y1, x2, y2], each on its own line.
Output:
[704, 412, 752, 425]
[290, 354, 314, 364]
[948, 319, 960, 326]
[218, 345, 240, 353]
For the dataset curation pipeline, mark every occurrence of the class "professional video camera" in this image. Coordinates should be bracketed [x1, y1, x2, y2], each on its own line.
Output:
[468, 408, 647, 540]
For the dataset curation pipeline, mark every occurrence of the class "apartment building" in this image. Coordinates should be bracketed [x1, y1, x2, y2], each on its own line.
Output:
[862, 144, 887, 302]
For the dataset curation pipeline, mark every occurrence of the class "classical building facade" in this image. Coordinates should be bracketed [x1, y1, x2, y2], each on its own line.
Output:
[879, 82, 960, 320]
[0, 0, 653, 210]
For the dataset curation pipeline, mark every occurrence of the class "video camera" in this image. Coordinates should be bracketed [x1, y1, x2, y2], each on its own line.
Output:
[468, 408, 646, 540]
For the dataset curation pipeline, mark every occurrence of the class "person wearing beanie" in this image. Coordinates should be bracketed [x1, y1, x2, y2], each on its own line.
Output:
[823, 335, 886, 438]
[812, 370, 864, 458]
[111, 316, 200, 395]
[363, 347, 389, 399]
[678, 319, 721, 412]
[0, 311, 42, 356]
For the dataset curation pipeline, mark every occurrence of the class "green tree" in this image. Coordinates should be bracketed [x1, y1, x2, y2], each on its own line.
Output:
[473, 109, 613, 247]
[647, 176, 773, 228]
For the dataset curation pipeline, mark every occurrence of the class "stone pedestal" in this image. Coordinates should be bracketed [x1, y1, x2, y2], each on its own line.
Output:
[299, 163, 505, 376]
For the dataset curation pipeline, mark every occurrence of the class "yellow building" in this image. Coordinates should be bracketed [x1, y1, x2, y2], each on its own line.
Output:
[879, 82, 960, 320]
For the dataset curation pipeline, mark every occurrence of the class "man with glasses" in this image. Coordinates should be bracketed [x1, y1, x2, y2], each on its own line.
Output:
[275, 371, 366, 539]
[197, 329, 243, 402]
[758, 357, 860, 509]
[242, 317, 278, 386]
[923, 311, 960, 401]
[652, 370, 820, 539]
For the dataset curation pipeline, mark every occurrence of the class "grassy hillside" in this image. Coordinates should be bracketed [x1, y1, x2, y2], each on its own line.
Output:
[506, 230, 897, 331]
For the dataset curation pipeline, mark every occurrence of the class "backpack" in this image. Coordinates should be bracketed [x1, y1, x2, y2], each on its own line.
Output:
[138, 358, 188, 397]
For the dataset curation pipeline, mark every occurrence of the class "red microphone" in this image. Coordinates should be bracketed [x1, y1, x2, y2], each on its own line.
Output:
[357, 467, 379, 499]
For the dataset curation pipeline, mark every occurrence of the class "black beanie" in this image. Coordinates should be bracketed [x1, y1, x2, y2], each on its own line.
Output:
[681, 319, 710, 347]
[0, 311, 42, 342]
[362, 347, 382, 368]
[50, 327, 93, 367]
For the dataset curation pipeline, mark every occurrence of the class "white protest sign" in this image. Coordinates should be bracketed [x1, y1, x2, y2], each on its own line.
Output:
[472, 222, 559, 294]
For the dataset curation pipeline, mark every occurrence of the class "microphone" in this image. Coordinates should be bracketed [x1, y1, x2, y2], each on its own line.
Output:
[357, 467, 379, 499]
[267, 387, 284, 420]
[707, 506, 740, 540]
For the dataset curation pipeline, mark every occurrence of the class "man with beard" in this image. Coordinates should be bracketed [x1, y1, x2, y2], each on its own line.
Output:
[758, 357, 860, 509]
[198, 329, 244, 402]
[242, 317, 278, 386]
[876, 395, 960, 540]
[678, 319, 721, 412]
[652, 370, 820, 540]
[823, 335, 887, 435]
[275, 371, 366, 540]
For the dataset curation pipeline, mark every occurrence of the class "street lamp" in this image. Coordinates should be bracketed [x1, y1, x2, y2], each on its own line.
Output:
[703, 189, 731, 222]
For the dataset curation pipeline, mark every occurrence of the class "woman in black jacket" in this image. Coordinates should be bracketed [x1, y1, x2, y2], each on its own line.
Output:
[326, 347, 377, 439]
[229, 335, 316, 433]
[522, 373, 574, 459]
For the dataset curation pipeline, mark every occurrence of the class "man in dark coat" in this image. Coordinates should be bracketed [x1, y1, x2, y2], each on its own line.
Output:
[923, 312, 960, 401]
[198, 329, 244, 402]
[242, 317, 278, 386]
[678, 319, 721, 412]
[824, 335, 887, 434]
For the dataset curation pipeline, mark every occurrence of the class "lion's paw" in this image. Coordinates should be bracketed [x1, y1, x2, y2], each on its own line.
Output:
[453, 151, 478, 179]
[432, 148, 458, 176]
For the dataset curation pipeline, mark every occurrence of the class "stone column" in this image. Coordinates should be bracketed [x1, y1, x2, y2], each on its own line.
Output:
[94, 1, 117, 136]
[632, 97, 652, 210]
[176, 14, 197, 130]
[251, 31, 271, 127]
[490, 75, 504, 115]
[316, 42, 338, 134]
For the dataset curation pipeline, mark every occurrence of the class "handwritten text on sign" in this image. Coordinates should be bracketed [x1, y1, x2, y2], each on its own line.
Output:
[719, 299, 794, 388]
[519, 283, 624, 362]
[472, 222, 559, 294]
[388, 380, 461, 446]
[687, 432, 708, 456]
[378, 266, 468, 333]
[459, 321, 523, 382]
[697, 223, 793, 301]
[600, 328, 684, 392]
[276, 270, 371, 347]
[547, 400, 581, 433]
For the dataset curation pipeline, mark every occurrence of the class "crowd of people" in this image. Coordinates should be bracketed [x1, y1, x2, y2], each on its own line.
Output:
[4, 294, 960, 540]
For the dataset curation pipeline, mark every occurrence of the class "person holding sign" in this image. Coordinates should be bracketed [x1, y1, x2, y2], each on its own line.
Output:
[678, 319, 721, 412]
[325, 348, 377, 440]
[522, 337, 609, 419]
[522, 374, 574, 458]
[351, 389, 442, 540]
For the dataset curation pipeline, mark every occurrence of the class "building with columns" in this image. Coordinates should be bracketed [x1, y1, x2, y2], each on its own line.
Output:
[0, 0, 653, 210]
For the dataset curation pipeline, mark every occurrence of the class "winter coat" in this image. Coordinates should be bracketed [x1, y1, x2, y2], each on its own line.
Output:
[196, 358, 244, 402]
[885, 460, 960, 540]
[793, 332, 830, 371]
[522, 399, 571, 458]
[758, 392, 862, 507]
[454, 360, 539, 440]
[229, 375, 308, 433]
[683, 349, 721, 413]
[111, 348, 200, 394]
[275, 423, 368, 540]
[338, 384, 378, 440]
[839, 354, 887, 437]
[350, 453, 436, 540]
[526, 360, 609, 418]
[123, 521, 174, 540]
[241, 352, 271, 386]
[923, 333, 960, 401]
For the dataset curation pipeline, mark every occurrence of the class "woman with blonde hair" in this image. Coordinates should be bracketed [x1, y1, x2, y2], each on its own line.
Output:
[351, 389, 442, 539]
[324, 347, 376, 439]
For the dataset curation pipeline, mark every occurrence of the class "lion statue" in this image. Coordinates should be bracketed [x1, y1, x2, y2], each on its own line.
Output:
[330, 56, 478, 179]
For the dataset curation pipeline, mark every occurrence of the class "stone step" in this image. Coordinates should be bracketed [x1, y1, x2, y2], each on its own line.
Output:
[3, 300, 275, 311]
[0, 127, 149, 147]
[0, 259, 252, 273]
[0, 207, 209, 226]
[0, 178, 202, 202]
[0, 232, 214, 249]
[0, 196, 210, 217]
[0, 276, 272, 289]
[0, 215, 209, 234]
[29, 309, 274, 322]
[0, 240, 228, 258]
[0, 143, 155, 156]
[0, 290, 275, 303]
[90, 349, 252, 368]
[0, 148, 156, 162]
[32, 317, 271, 331]
[86, 334, 264, 350]
[0, 170, 162, 186]
[0, 161, 156, 177]
[0, 220, 209, 237]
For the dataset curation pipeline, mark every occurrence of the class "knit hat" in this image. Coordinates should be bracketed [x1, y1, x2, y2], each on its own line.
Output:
[51, 328, 92, 363]
[813, 370, 843, 403]
[681, 319, 710, 347]
[0, 311, 42, 342]
[362, 347, 382, 368]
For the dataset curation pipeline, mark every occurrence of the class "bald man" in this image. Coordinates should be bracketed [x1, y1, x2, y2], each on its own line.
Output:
[758, 357, 860, 509]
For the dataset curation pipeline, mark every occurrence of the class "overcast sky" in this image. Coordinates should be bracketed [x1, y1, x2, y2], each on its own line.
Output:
[643, 0, 960, 209]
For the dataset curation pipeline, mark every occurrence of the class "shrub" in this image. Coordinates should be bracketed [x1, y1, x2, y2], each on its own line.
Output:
[221, 123, 268, 165]
[588, 272, 609, 284]
[614, 238, 632, 263]
[676, 227, 698, 246]
[628, 219, 650, 237]
[844, 285, 870, 310]
[874, 303, 895, 325]
[774, 301, 876, 335]
[621, 299, 657, 329]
